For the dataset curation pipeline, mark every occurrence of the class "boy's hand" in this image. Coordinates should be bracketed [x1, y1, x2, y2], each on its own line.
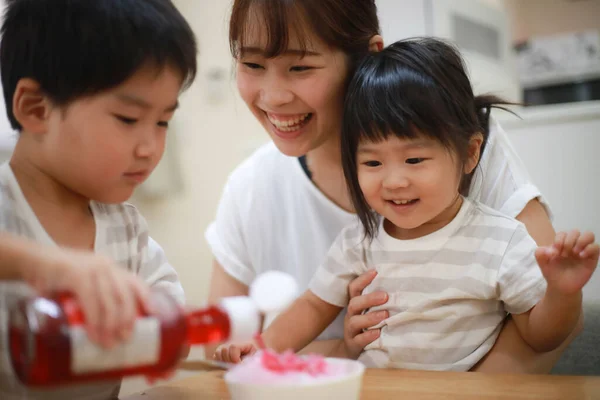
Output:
[22, 246, 151, 349]
[214, 342, 257, 364]
[536, 230, 599, 295]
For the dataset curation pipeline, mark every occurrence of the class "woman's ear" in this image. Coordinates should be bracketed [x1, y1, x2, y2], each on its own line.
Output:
[12, 78, 52, 135]
[368, 35, 384, 52]
[464, 132, 484, 174]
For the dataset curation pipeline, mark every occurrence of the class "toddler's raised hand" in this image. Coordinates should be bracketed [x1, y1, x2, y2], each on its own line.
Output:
[535, 230, 599, 295]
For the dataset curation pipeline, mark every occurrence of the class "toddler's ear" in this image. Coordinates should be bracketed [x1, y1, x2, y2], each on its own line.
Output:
[12, 78, 52, 135]
[464, 133, 483, 174]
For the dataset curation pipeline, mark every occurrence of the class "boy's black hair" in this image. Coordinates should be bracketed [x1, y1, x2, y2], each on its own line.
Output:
[341, 37, 514, 240]
[1, 0, 197, 130]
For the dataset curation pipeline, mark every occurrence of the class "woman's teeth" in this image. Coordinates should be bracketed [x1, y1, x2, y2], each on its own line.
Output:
[268, 113, 311, 132]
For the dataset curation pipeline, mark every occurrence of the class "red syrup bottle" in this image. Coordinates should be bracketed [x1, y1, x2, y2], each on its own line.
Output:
[8, 290, 260, 387]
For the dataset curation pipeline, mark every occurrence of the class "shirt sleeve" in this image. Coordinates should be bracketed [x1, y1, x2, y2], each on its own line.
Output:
[471, 117, 553, 220]
[497, 224, 547, 314]
[204, 174, 255, 286]
[132, 211, 185, 305]
[309, 225, 366, 307]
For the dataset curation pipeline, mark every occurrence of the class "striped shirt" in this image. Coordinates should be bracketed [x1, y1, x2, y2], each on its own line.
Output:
[0, 163, 184, 399]
[310, 198, 546, 371]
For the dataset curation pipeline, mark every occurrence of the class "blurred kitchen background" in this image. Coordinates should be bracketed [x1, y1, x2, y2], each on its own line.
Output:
[0, 1, 599, 392]
[0, 0, 599, 304]
[139, 0, 600, 305]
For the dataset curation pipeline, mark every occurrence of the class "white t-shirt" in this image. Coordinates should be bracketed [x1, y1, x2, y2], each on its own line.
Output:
[0, 163, 184, 400]
[205, 118, 551, 341]
[309, 198, 546, 371]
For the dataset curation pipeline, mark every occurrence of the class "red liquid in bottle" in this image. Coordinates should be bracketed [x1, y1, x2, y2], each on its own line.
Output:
[8, 293, 238, 387]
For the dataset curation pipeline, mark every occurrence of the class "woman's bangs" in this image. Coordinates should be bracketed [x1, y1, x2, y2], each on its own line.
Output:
[230, 1, 313, 59]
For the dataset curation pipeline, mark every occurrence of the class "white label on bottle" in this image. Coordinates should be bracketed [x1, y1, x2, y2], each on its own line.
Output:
[70, 317, 161, 375]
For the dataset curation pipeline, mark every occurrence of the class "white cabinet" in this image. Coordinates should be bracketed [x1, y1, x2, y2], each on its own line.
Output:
[376, 0, 521, 101]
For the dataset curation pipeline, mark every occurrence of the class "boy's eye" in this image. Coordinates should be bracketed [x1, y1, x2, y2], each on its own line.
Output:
[290, 66, 312, 72]
[242, 62, 263, 70]
[406, 158, 425, 164]
[363, 160, 381, 167]
[116, 115, 137, 125]
[157, 121, 169, 128]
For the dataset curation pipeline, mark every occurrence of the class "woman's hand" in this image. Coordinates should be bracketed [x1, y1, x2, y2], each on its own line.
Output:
[342, 270, 389, 359]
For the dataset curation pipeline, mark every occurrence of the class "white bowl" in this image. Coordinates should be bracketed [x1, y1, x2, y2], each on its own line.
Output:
[224, 357, 365, 400]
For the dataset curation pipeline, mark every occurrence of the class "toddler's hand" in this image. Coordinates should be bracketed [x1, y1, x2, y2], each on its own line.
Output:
[23, 246, 151, 349]
[214, 342, 257, 364]
[536, 230, 599, 295]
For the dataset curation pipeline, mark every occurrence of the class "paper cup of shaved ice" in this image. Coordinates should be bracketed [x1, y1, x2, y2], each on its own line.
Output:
[224, 350, 365, 400]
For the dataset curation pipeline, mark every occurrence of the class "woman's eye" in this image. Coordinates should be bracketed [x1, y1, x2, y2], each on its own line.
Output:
[243, 62, 263, 70]
[406, 158, 425, 165]
[290, 66, 312, 72]
[157, 121, 169, 128]
[116, 115, 137, 125]
[363, 160, 381, 167]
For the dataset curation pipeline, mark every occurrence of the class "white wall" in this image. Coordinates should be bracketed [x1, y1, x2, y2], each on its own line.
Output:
[505, 0, 600, 43]
[497, 102, 600, 302]
[130, 0, 267, 306]
[377, 0, 522, 102]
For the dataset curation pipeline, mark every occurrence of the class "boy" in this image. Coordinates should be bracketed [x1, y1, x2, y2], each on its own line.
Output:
[0, 0, 197, 398]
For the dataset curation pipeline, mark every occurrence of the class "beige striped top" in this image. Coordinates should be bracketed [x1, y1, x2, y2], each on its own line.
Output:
[310, 198, 546, 371]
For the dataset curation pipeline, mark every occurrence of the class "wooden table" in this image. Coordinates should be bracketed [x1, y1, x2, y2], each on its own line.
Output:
[123, 369, 600, 399]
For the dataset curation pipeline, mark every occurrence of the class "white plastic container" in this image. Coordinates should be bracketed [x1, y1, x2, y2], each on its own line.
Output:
[224, 358, 365, 400]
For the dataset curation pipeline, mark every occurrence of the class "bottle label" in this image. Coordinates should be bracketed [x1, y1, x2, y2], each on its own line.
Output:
[70, 317, 161, 374]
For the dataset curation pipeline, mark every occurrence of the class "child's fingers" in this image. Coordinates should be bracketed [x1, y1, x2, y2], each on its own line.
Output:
[75, 275, 102, 345]
[129, 276, 152, 314]
[562, 230, 581, 257]
[93, 271, 119, 348]
[219, 346, 233, 363]
[240, 343, 257, 359]
[553, 232, 567, 254]
[246, 345, 257, 357]
[212, 346, 224, 361]
[580, 243, 600, 261]
[573, 231, 596, 255]
[110, 271, 136, 341]
[230, 346, 243, 363]
[535, 246, 556, 268]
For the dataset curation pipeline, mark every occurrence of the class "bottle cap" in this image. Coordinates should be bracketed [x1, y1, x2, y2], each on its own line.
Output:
[249, 271, 298, 313]
[219, 296, 261, 343]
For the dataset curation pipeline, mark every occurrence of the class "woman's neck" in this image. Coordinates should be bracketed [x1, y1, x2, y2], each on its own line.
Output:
[304, 134, 354, 213]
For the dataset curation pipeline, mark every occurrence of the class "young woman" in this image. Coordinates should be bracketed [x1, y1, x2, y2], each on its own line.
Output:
[206, 0, 581, 372]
